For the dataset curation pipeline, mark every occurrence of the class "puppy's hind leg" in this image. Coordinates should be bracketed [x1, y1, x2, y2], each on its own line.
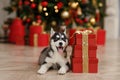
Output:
[37, 63, 52, 75]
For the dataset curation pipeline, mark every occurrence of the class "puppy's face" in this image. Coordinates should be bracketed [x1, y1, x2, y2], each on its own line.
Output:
[50, 28, 68, 53]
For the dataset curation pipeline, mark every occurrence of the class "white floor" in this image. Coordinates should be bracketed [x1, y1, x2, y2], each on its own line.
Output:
[0, 39, 120, 80]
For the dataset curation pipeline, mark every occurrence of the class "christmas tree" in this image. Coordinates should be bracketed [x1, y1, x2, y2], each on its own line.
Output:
[4, 0, 105, 32]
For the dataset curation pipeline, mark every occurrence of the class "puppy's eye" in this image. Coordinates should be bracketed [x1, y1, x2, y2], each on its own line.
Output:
[56, 35, 60, 38]
[61, 35, 64, 38]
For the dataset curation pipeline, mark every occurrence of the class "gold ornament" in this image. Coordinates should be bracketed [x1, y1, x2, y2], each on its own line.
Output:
[90, 17, 96, 25]
[45, 12, 48, 16]
[69, 2, 79, 9]
[51, 21, 57, 27]
[23, 16, 27, 21]
[77, 7, 82, 15]
[92, 0, 97, 8]
[54, 6, 58, 9]
[61, 10, 70, 19]
[55, 9, 59, 13]
[38, 3, 43, 13]
[99, 2, 103, 7]
[30, 0, 34, 2]
[43, 7, 47, 11]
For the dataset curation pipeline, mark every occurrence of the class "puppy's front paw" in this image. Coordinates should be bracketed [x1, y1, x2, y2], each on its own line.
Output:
[37, 66, 48, 75]
[58, 67, 67, 75]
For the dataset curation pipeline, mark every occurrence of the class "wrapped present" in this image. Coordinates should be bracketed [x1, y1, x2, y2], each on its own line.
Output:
[71, 30, 98, 73]
[8, 18, 25, 43]
[97, 29, 106, 45]
[72, 58, 98, 73]
[73, 45, 97, 58]
[29, 33, 49, 47]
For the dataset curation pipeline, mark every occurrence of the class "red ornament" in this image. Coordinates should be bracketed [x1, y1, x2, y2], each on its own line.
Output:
[84, 18, 88, 22]
[57, 2, 63, 9]
[37, 19, 42, 23]
[76, 18, 84, 24]
[82, 0, 88, 4]
[36, 15, 41, 19]
[19, 0, 22, 6]
[24, 1, 30, 5]
[41, 1, 48, 7]
[30, 3, 36, 9]
[95, 10, 100, 22]
[26, 18, 31, 23]
[65, 19, 71, 26]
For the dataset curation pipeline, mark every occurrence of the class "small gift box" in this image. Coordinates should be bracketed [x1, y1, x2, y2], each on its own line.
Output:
[72, 58, 98, 73]
[74, 33, 96, 46]
[29, 33, 49, 47]
[73, 45, 97, 58]
[97, 29, 106, 45]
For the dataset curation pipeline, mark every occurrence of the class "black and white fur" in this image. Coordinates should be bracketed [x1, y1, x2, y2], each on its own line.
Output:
[37, 28, 70, 75]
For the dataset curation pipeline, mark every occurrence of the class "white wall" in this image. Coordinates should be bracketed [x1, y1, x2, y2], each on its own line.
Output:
[104, 0, 119, 39]
[0, 0, 16, 37]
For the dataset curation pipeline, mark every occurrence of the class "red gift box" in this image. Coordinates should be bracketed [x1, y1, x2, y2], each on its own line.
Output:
[16, 36, 25, 45]
[29, 33, 49, 47]
[97, 29, 106, 45]
[74, 33, 96, 46]
[8, 18, 25, 43]
[73, 45, 97, 58]
[72, 58, 98, 73]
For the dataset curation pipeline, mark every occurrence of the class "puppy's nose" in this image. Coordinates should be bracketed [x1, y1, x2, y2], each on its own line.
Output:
[59, 42, 63, 46]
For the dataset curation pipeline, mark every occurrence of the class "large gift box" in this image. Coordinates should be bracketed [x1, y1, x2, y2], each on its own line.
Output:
[71, 30, 98, 73]
[73, 45, 97, 58]
[8, 18, 25, 45]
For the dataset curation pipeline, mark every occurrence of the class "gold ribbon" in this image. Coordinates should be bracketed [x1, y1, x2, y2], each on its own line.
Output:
[34, 34, 38, 47]
[75, 30, 92, 73]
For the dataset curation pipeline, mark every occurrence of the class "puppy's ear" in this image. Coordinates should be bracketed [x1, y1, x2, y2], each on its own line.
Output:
[63, 27, 67, 35]
[51, 28, 55, 37]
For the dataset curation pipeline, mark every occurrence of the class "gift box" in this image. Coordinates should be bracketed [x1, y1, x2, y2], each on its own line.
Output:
[73, 45, 97, 58]
[8, 18, 25, 43]
[97, 29, 106, 45]
[29, 33, 49, 47]
[72, 58, 98, 73]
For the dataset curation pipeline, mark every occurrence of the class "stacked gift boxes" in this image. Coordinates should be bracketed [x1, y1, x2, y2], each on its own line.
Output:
[29, 25, 49, 47]
[71, 30, 98, 73]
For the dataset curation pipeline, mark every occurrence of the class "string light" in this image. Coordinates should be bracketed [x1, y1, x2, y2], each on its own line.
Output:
[45, 12, 48, 16]
[43, 7, 47, 11]
[55, 9, 59, 13]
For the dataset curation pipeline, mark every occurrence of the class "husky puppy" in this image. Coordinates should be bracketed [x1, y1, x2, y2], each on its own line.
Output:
[37, 28, 70, 75]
